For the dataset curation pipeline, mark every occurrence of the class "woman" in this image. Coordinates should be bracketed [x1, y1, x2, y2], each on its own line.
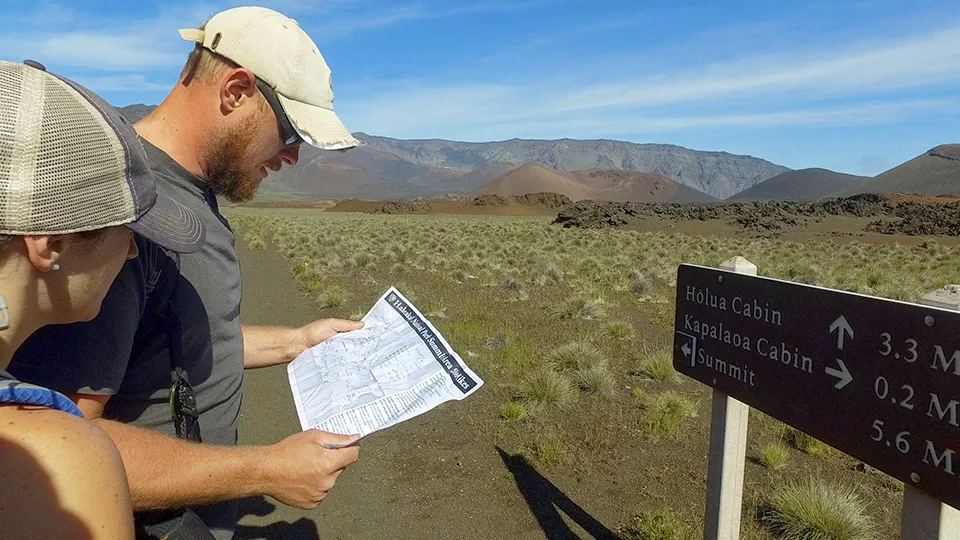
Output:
[0, 60, 205, 538]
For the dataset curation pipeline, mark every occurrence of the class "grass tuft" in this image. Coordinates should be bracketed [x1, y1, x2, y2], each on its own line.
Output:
[244, 231, 266, 250]
[500, 401, 527, 422]
[759, 443, 790, 470]
[543, 262, 564, 284]
[519, 368, 578, 410]
[604, 321, 634, 341]
[620, 509, 690, 540]
[575, 364, 616, 398]
[522, 440, 569, 467]
[763, 476, 876, 540]
[485, 329, 509, 350]
[637, 346, 677, 382]
[789, 429, 829, 456]
[317, 286, 347, 309]
[552, 296, 606, 320]
[638, 391, 698, 435]
[549, 341, 608, 372]
[502, 276, 524, 293]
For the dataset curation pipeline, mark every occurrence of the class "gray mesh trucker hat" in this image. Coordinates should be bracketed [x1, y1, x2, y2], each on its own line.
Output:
[0, 60, 205, 253]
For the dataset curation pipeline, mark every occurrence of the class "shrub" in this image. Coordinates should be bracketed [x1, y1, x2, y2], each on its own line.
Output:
[519, 368, 578, 410]
[759, 443, 790, 470]
[763, 477, 875, 540]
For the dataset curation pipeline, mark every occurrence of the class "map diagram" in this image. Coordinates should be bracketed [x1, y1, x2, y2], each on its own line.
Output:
[288, 287, 484, 438]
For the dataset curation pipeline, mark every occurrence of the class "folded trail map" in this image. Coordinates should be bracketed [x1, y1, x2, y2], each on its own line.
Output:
[287, 287, 483, 442]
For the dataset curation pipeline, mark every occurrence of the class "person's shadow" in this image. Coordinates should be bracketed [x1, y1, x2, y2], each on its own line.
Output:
[233, 497, 321, 540]
[497, 447, 619, 540]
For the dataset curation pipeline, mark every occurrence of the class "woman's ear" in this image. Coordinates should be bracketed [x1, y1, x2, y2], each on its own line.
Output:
[22, 235, 66, 273]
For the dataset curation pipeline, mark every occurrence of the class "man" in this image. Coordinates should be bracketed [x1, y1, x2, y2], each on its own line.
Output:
[11, 6, 363, 538]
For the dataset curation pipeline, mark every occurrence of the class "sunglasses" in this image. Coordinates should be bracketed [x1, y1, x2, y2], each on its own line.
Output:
[255, 77, 304, 149]
[170, 367, 202, 443]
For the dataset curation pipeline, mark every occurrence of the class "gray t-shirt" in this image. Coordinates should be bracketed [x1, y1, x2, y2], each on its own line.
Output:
[9, 141, 245, 538]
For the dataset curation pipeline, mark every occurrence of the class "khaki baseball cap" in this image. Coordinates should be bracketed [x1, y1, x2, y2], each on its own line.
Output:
[0, 60, 205, 253]
[179, 6, 362, 151]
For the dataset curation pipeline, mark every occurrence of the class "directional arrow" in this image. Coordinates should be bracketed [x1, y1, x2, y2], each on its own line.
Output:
[829, 315, 854, 350]
[825, 359, 853, 390]
[681, 342, 692, 358]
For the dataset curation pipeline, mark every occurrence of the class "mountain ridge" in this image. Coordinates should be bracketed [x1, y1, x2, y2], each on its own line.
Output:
[832, 144, 960, 198]
[478, 164, 717, 202]
[116, 103, 787, 200]
[727, 168, 868, 202]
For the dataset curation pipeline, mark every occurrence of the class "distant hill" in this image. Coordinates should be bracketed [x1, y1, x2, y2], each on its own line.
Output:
[117, 104, 155, 123]
[477, 164, 717, 202]
[355, 134, 787, 199]
[726, 168, 868, 202]
[116, 104, 788, 200]
[833, 145, 960, 197]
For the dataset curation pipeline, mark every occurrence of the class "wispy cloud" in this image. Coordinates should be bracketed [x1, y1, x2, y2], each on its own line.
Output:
[538, 27, 960, 114]
[0, 0, 551, 72]
[70, 74, 172, 93]
[322, 0, 556, 36]
[338, 23, 960, 140]
[0, 3, 217, 72]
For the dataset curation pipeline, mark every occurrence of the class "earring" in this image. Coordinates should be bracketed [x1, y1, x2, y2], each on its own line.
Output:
[51, 263, 61, 272]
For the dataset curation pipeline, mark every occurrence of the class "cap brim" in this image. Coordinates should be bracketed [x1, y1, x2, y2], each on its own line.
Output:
[278, 95, 364, 151]
[126, 193, 205, 254]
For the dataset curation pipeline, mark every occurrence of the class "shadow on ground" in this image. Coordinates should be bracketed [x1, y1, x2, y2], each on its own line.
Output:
[234, 497, 321, 540]
[497, 447, 619, 540]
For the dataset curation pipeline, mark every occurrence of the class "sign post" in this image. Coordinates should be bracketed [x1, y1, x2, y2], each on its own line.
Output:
[674, 265, 960, 517]
[901, 286, 960, 539]
[704, 257, 754, 540]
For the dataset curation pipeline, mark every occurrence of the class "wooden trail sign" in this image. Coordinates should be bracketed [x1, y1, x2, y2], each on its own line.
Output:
[673, 264, 960, 510]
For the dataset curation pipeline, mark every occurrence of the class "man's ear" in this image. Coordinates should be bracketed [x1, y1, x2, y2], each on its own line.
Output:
[22, 235, 66, 273]
[220, 68, 258, 113]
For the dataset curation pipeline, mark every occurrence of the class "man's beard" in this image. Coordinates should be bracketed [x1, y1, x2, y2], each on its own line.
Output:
[203, 117, 266, 203]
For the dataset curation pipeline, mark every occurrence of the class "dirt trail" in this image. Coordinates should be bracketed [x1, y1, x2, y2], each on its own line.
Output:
[234, 242, 622, 540]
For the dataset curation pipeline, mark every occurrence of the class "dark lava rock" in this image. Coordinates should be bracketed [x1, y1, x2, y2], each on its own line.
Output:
[552, 194, 954, 237]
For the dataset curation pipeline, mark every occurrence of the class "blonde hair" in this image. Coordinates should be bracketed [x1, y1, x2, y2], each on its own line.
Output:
[180, 45, 240, 86]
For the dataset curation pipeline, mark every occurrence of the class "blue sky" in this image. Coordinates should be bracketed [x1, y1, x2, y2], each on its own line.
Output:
[0, 0, 957, 175]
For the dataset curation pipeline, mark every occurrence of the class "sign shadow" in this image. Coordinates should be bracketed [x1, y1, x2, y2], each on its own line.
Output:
[496, 446, 619, 540]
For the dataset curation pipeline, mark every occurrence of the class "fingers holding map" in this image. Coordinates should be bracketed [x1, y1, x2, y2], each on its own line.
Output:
[287, 287, 484, 438]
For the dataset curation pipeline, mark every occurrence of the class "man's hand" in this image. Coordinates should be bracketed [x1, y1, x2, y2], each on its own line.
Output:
[242, 319, 364, 369]
[262, 430, 361, 509]
[297, 318, 364, 352]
